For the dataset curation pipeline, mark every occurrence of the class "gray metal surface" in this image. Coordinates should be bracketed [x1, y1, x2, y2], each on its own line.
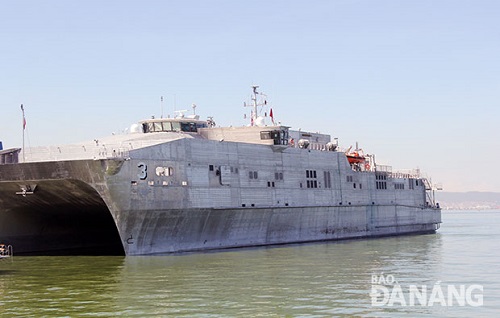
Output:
[0, 122, 441, 255]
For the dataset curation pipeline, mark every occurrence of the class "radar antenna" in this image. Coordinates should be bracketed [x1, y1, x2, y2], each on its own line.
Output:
[244, 85, 269, 126]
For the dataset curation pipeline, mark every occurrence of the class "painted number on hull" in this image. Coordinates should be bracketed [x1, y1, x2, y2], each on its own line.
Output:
[138, 162, 147, 180]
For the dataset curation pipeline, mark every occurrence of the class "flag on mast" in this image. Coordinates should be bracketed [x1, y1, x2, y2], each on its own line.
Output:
[21, 104, 26, 130]
[270, 108, 275, 125]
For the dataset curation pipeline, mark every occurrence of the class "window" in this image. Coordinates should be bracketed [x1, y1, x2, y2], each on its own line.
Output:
[180, 122, 197, 132]
[147, 123, 155, 132]
[324, 171, 332, 188]
[209, 165, 214, 171]
[162, 122, 172, 131]
[409, 179, 415, 189]
[249, 171, 258, 180]
[275, 172, 284, 180]
[306, 169, 318, 188]
[376, 181, 387, 190]
[260, 131, 272, 140]
[171, 122, 181, 131]
[261, 129, 290, 145]
[375, 173, 388, 190]
[154, 122, 162, 131]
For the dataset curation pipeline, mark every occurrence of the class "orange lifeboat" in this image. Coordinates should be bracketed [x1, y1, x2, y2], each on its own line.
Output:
[346, 152, 365, 164]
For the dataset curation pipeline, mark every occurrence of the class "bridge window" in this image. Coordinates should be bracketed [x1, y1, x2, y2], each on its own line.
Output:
[260, 129, 289, 145]
[181, 122, 197, 132]
[142, 120, 207, 133]
[171, 122, 181, 131]
[162, 122, 173, 131]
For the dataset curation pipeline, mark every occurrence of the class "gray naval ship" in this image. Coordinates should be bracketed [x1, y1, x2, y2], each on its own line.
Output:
[0, 86, 441, 255]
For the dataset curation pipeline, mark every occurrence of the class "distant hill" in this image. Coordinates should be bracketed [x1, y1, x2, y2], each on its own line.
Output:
[436, 192, 500, 210]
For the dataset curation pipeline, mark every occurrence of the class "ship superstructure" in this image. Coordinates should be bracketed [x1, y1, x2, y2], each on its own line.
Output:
[0, 87, 441, 255]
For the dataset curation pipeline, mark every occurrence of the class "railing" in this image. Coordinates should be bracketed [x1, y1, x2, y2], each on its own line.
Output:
[0, 244, 13, 258]
[422, 178, 440, 208]
[22, 145, 135, 163]
[375, 165, 392, 173]
[391, 169, 421, 179]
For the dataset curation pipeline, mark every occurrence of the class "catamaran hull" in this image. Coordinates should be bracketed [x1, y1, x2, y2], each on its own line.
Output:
[0, 153, 441, 255]
[120, 205, 440, 255]
[0, 180, 440, 255]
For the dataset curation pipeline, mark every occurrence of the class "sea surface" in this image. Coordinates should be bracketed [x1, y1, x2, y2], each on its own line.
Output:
[0, 210, 499, 317]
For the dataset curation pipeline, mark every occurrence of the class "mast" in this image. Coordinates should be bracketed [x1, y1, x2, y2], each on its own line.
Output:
[160, 96, 164, 118]
[251, 85, 259, 126]
[21, 104, 26, 162]
[244, 85, 271, 126]
[244, 85, 261, 126]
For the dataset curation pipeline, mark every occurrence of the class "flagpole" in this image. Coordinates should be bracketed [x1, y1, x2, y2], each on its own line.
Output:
[21, 104, 25, 162]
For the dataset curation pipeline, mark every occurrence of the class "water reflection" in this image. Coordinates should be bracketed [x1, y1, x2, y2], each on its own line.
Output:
[0, 212, 498, 317]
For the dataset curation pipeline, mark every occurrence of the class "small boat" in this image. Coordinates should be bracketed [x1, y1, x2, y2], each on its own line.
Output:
[345, 143, 371, 171]
[346, 152, 366, 164]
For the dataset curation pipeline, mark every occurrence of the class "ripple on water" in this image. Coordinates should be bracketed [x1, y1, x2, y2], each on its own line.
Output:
[0, 211, 499, 317]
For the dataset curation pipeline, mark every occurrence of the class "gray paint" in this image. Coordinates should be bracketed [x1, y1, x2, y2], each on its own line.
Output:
[0, 124, 441, 255]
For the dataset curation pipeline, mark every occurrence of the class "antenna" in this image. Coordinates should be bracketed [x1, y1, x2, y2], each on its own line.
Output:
[160, 96, 164, 118]
[252, 85, 259, 126]
[243, 85, 264, 126]
[173, 94, 177, 114]
[21, 104, 26, 162]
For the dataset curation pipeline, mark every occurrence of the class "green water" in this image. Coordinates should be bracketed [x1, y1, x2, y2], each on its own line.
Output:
[0, 211, 498, 317]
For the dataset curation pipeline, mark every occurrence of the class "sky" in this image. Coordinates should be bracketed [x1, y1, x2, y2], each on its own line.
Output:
[1, 0, 499, 192]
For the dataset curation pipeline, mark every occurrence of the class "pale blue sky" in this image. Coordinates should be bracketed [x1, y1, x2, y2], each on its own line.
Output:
[1, 0, 499, 192]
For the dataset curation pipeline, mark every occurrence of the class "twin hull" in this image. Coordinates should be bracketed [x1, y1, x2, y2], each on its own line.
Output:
[0, 138, 441, 255]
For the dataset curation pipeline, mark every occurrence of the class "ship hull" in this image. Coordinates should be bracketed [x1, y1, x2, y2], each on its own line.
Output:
[0, 147, 441, 256]
[0, 174, 440, 255]
[121, 205, 440, 255]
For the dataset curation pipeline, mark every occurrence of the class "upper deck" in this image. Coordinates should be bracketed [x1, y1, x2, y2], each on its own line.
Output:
[2, 86, 425, 183]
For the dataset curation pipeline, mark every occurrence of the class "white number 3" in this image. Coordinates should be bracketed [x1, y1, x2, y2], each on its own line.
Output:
[137, 162, 147, 180]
